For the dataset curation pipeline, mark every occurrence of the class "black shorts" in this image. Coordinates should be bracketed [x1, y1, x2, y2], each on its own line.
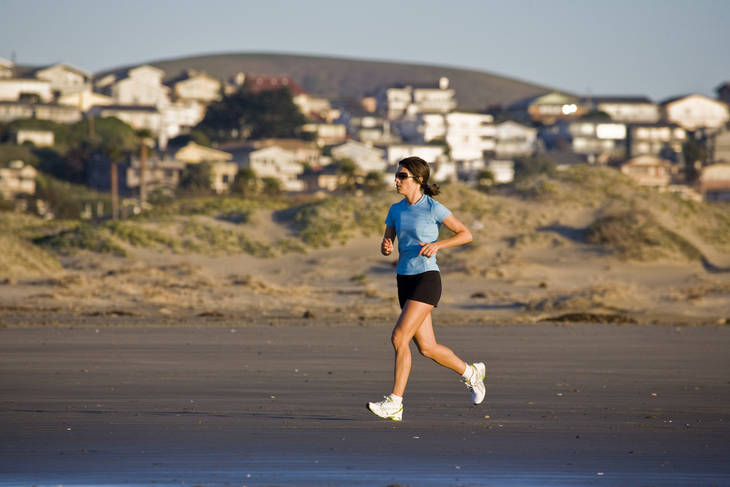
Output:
[397, 271, 442, 309]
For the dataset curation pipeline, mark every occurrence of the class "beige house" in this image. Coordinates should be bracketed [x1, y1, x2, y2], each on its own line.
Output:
[247, 146, 305, 192]
[15, 129, 54, 147]
[627, 123, 686, 159]
[293, 93, 337, 121]
[99, 65, 170, 107]
[710, 126, 730, 163]
[58, 89, 114, 111]
[620, 155, 674, 188]
[568, 119, 627, 163]
[331, 140, 387, 172]
[175, 142, 237, 194]
[301, 122, 347, 147]
[494, 120, 538, 158]
[386, 144, 445, 166]
[33, 103, 82, 124]
[169, 70, 222, 103]
[699, 163, 730, 201]
[661, 94, 730, 131]
[124, 155, 185, 195]
[250, 139, 321, 165]
[0, 101, 34, 122]
[0, 160, 37, 200]
[588, 96, 660, 123]
[507, 91, 585, 125]
[377, 77, 457, 120]
[90, 105, 162, 134]
[34, 63, 91, 97]
[0, 78, 53, 102]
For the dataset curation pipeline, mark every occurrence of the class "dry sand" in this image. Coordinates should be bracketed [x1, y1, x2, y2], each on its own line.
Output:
[1, 323, 729, 486]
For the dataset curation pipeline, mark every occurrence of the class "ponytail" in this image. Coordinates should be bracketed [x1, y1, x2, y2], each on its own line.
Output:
[423, 182, 441, 197]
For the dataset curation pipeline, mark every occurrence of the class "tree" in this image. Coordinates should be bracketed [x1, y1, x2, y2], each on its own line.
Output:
[179, 162, 213, 195]
[682, 137, 707, 184]
[476, 169, 495, 191]
[230, 167, 259, 197]
[363, 171, 385, 193]
[197, 86, 307, 142]
[513, 155, 557, 182]
[261, 176, 282, 197]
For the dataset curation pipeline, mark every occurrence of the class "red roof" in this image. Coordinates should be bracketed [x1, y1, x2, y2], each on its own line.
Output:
[246, 75, 306, 96]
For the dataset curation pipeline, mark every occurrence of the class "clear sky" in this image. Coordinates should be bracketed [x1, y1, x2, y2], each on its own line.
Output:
[2, 0, 728, 101]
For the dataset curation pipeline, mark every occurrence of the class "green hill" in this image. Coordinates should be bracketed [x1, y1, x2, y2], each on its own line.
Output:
[98, 52, 557, 110]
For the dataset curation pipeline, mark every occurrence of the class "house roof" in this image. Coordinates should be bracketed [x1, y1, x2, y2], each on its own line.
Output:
[33, 63, 91, 79]
[166, 69, 220, 86]
[507, 91, 576, 110]
[175, 141, 233, 163]
[586, 96, 654, 105]
[245, 75, 306, 96]
[658, 93, 723, 106]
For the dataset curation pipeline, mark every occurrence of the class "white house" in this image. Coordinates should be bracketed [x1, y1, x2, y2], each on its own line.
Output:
[567, 119, 627, 162]
[15, 129, 54, 147]
[169, 70, 222, 103]
[494, 121, 538, 158]
[587, 96, 660, 123]
[386, 144, 445, 165]
[0, 160, 37, 200]
[58, 89, 114, 111]
[661, 94, 730, 131]
[34, 63, 91, 97]
[331, 140, 387, 172]
[627, 123, 686, 158]
[445, 112, 496, 162]
[90, 104, 162, 136]
[0, 58, 13, 79]
[174, 142, 237, 194]
[620, 155, 674, 188]
[699, 163, 730, 201]
[486, 160, 515, 184]
[103, 65, 170, 108]
[0, 101, 34, 122]
[377, 77, 457, 119]
[0, 78, 53, 102]
[301, 122, 347, 147]
[247, 146, 305, 192]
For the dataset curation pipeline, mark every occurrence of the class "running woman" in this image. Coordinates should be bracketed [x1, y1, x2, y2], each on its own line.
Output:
[367, 156, 486, 421]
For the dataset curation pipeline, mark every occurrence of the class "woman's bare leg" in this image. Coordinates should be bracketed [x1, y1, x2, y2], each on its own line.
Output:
[413, 312, 467, 374]
[390, 300, 433, 397]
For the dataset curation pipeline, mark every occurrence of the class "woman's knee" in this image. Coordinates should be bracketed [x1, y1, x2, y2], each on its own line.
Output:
[418, 344, 437, 359]
[391, 330, 410, 350]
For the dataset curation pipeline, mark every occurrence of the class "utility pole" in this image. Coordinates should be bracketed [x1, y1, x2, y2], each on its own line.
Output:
[111, 160, 119, 220]
[139, 141, 148, 205]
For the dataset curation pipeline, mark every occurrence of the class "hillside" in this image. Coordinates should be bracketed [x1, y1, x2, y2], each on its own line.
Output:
[1, 166, 729, 327]
[99, 52, 556, 110]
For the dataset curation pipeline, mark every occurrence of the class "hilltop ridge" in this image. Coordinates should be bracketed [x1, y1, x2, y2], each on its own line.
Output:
[97, 52, 556, 110]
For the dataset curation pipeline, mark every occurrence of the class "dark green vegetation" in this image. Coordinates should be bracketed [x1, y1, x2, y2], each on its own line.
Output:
[101, 52, 554, 110]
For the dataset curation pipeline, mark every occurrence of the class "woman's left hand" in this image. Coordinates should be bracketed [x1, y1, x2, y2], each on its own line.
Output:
[418, 241, 440, 258]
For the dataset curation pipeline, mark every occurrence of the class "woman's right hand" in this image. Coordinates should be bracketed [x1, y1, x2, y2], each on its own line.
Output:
[381, 237, 393, 256]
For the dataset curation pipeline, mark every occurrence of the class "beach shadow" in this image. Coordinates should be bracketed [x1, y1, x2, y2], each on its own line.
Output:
[701, 256, 730, 274]
[537, 224, 586, 243]
[459, 302, 525, 310]
[369, 262, 397, 275]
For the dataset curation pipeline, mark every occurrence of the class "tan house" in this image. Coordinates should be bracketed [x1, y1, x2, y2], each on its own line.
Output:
[90, 105, 162, 134]
[174, 142, 237, 194]
[699, 163, 730, 201]
[620, 155, 674, 188]
[301, 122, 347, 147]
[246, 146, 305, 192]
[169, 70, 222, 103]
[124, 155, 185, 195]
[0, 101, 34, 122]
[331, 140, 387, 173]
[507, 91, 585, 125]
[710, 126, 730, 163]
[0, 78, 53, 102]
[15, 129, 54, 147]
[98, 65, 170, 107]
[627, 123, 686, 159]
[586, 96, 660, 123]
[0, 58, 14, 79]
[34, 63, 91, 97]
[0, 160, 37, 200]
[495, 120, 538, 158]
[33, 103, 82, 124]
[377, 77, 457, 120]
[251, 138, 320, 165]
[660, 94, 730, 131]
[58, 89, 114, 111]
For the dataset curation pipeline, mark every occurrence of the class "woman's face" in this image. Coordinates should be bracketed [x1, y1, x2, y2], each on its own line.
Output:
[394, 165, 421, 195]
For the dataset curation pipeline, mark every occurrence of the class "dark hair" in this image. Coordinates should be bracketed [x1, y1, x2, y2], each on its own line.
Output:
[398, 156, 441, 197]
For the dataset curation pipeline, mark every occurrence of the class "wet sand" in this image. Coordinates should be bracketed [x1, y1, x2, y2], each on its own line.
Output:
[1, 323, 729, 486]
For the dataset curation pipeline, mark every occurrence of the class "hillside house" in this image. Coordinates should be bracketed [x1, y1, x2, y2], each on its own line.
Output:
[97, 65, 170, 107]
[15, 129, 54, 147]
[507, 92, 585, 125]
[699, 163, 730, 201]
[377, 77, 457, 120]
[301, 122, 347, 147]
[620, 155, 674, 188]
[566, 119, 627, 163]
[331, 140, 387, 173]
[245, 75, 306, 96]
[584, 96, 659, 123]
[660, 94, 730, 131]
[125, 154, 185, 196]
[711, 126, 730, 163]
[168, 70, 222, 103]
[0, 101, 33, 122]
[494, 121, 538, 158]
[33, 63, 91, 98]
[90, 104, 162, 136]
[385, 144, 446, 166]
[174, 142, 237, 194]
[627, 123, 686, 159]
[486, 160, 515, 184]
[0, 160, 37, 200]
[58, 89, 114, 111]
[0, 78, 53, 103]
[444, 112, 496, 162]
[246, 146, 304, 192]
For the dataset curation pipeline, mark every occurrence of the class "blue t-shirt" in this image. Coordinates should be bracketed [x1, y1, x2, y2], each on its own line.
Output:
[384, 194, 452, 275]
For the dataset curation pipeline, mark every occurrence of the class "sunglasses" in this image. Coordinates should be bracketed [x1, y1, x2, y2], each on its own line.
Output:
[395, 172, 418, 181]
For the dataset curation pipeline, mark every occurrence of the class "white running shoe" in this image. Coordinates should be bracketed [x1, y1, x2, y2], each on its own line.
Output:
[463, 362, 486, 405]
[367, 396, 403, 421]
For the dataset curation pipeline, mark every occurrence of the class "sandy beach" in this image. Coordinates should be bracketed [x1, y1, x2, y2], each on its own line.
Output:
[1, 323, 729, 486]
